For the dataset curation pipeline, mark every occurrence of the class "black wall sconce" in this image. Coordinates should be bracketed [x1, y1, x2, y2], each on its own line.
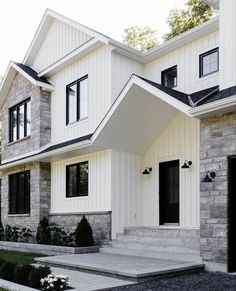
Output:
[142, 167, 152, 175]
[202, 171, 216, 182]
[181, 160, 192, 169]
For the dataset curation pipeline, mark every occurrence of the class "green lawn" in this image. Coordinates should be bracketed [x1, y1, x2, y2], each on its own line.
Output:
[0, 250, 45, 265]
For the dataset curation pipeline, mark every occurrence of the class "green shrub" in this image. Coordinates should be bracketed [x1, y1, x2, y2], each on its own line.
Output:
[0, 221, 4, 240]
[14, 264, 35, 285]
[19, 227, 32, 243]
[75, 216, 94, 247]
[36, 217, 51, 245]
[28, 266, 51, 289]
[0, 258, 6, 267]
[4, 225, 19, 242]
[0, 261, 17, 281]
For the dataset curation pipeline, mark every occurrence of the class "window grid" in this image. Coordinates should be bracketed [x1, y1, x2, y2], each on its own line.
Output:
[199, 48, 219, 78]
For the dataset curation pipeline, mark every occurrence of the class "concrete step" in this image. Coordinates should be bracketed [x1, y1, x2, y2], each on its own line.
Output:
[36, 253, 204, 281]
[115, 234, 199, 248]
[100, 246, 202, 263]
[124, 227, 200, 239]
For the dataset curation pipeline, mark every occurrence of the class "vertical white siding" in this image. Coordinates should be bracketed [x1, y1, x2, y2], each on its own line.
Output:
[111, 51, 143, 101]
[111, 150, 141, 238]
[50, 45, 111, 144]
[51, 150, 111, 213]
[32, 19, 91, 71]
[144, 31, 219, 93]
[140, 112, 200, 228]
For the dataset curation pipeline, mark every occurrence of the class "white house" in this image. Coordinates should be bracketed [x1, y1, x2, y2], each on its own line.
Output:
[0, 0, 235, 273]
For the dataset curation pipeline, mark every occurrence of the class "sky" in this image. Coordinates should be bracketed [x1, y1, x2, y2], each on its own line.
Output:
[0, 0, 187, 76]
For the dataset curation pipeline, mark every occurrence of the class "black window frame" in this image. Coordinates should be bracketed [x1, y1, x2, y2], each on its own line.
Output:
[199, 48, 219, 78]
[9, 170, 30, 215]
[66, 75, 88, 125]
[66, 161, 89, 198]
[161, 65, 178, 89]
[9, 98, 31, 143]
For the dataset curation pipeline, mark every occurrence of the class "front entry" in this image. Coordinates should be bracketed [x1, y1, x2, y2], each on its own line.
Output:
[228, 156, 236, 272]
[159, 160, 179, 225]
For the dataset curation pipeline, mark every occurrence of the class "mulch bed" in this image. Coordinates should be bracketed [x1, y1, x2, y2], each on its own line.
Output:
[111, 272, 236, 291]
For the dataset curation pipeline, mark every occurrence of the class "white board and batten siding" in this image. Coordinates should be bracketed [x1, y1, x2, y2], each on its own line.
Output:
[50, 45, 111, 144]
[111, 150, 141, 238]
[144, 31, 219, 94]
[111, 51, 143, 102]
[141, 112, 200, 228]
[50, 150, 112, 214]
[32, 19, 92, 72]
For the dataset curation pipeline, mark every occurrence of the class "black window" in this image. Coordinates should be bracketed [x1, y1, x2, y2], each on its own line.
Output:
[9, 99, 31, 142]
[199, 48, 219, 77]
[161, 66, 177, 88]
[66, 161, 88, 197]
[66, 75, 88, 124]
[9, 171, 30, 214]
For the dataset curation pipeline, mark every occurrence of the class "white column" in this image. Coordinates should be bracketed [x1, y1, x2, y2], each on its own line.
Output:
[219, 0, 236, 90]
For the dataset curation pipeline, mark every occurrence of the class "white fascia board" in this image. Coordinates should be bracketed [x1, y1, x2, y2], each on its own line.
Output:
[38, 38, 103, 78]
[189, 96, 236, 119]
[23, 9, 109, 66]
[92, 75, 191, 142]
[0, 139, 92, 170]
[144, 17, 219, 62]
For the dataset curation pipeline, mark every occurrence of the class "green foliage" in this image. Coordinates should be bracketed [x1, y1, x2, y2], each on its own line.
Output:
[0, 258, 6, 267]
[50, 223, 75, 246]
[123, 26, 158, 52]
[75, 216, 94, 247]
[4, 225, 19, 242]
[14, 264, 35, 285]
[0, 261, 17, 281]
[19, 227, 32, 243]
[164, 0, 213, 41]
[36, 217, 51, 245]
[28, 266, 51, 289]
[0, 221, 4, 240]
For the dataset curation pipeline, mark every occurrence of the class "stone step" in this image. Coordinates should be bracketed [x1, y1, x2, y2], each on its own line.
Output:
[36, 253, 204, 281]
[100, 246, 202, 263]
[124, 227, 200, 239]
[116, 234, 199, 248]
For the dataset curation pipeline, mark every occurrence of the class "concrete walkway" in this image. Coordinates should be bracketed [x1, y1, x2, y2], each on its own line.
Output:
[36, 253, 204, 280]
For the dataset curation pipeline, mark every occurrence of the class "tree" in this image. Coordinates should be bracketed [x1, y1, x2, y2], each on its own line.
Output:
[75, 216, 94, 247]
[123, 26, 158, 53]
[163, 0, 213, 41]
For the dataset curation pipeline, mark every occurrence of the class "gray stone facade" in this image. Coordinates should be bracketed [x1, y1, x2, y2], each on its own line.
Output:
[1, 73, 51, 161]
[1, 162, 51, 241]
[49, 212, 111, 245]
[200, 112, 236, 271]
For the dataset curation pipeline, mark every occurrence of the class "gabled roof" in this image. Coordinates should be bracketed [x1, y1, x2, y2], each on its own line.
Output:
[0, 61, 53, 107]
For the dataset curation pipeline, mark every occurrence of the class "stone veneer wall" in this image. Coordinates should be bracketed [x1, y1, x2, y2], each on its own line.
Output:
[1, 73, 51, 161]
[200, 112, 236, 272]
[1, 162, 51, 241]
[49, 212, 111, 245]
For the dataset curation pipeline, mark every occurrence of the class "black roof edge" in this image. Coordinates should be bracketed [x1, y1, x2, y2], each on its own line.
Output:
[0, 133, 93, 167]
[14, 63, 51, 85]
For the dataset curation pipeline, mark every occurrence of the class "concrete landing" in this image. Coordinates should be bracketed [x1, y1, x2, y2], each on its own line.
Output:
[36, 253, 204, 281]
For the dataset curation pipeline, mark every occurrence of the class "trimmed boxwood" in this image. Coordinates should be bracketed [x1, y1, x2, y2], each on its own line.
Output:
[75, 215, 94, 247]
[36, 217, 51, 245]
[14, 264, 35, 285]
[28, 266, 51, 289]
[0, 261, 17, 281]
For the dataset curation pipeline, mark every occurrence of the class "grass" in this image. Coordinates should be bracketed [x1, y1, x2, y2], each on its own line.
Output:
[0, 250, 45, 265]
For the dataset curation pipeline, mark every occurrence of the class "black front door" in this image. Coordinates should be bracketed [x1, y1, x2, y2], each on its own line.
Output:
[159, 160, 179, 225]
[228, 156, 236, 272]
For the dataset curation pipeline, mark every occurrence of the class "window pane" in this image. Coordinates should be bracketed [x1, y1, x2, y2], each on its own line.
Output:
[68, 83, 77, 123]
[26, 101, 31, 136]
[201, 49, 218, 77]
[25, 172, 30, 214]
[9, 174, 18, 214]
[162, 66, 177, 88]
[67, 165, 77, 197]
[79, 162, 88, 196]
[18, 172, 25, 213]
[79, 78, 88, 119]
[19, 104, 25, 139]
[11, 109, 17, 142]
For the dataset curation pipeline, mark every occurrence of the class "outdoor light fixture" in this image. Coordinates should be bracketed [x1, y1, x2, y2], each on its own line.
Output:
[181, 160, 192, 169]
[202, 171, 216, 182]
[142, 167, 152, 175]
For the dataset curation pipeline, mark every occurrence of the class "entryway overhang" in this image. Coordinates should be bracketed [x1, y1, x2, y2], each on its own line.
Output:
[92, 75, 191, 154]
